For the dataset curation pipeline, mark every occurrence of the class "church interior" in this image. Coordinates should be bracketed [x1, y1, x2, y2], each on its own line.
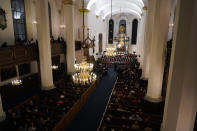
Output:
[0, 0, 197, 131]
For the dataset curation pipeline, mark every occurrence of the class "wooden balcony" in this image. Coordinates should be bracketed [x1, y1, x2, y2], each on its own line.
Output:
[0, 45, 38, 69]
[51, 42, 66, 56]
[0, 42, 66, 69]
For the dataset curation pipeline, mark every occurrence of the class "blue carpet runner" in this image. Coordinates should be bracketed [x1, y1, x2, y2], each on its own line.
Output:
[66, 68, 117, 131]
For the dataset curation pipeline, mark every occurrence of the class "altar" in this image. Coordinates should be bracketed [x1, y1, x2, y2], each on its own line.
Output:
[114, 25, 130, 53]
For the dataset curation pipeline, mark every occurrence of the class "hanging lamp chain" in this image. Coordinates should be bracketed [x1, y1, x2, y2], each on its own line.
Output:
[111, 0, 112, 19]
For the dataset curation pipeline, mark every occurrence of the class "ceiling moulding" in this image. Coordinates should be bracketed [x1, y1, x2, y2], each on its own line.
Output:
[143, 6, 148, 10]
[63, 0, 73, 5]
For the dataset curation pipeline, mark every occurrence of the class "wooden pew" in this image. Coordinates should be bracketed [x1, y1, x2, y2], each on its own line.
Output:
[53, 79, 100, 131]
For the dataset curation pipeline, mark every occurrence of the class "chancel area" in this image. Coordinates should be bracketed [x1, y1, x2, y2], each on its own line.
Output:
[0, 0, 197, 131]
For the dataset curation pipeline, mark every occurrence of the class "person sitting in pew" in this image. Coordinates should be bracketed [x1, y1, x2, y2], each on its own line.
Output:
[131, 121, 140, 130]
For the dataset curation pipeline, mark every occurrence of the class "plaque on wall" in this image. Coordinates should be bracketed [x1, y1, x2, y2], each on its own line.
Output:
[0, 7, 7, 30]
[99, 33, 103, 53]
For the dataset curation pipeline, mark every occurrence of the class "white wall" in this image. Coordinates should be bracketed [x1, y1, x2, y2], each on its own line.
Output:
[87, 4, 107, 60]
[0, 0, 15, 46]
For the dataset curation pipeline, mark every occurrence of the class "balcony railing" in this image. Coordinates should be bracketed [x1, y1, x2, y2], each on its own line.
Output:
[0, 42, 66, 69]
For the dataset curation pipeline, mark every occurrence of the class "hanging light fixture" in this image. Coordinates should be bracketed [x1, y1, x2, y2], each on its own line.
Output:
[51, 65, 59, 70]
[11, 79, 22, 86]
[105, 45, 116, 56]
[72, 0, 97, 85]
[72, 56, 96, 85]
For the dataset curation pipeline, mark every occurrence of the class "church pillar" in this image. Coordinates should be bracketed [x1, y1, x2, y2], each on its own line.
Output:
[161, 0, 197, 130]
[0, 94, 6, 122]
[142, 0, 156, 79]
[145, 0, 172, 102]
[35, 0, 54, 90]
[63, 4, 75, 74]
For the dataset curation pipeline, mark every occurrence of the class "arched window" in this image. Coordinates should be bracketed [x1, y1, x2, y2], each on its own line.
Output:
[48, 3, 52, 37]
[108, 19, 114, 44]
[131, 19, 138, 45]
[11, 0, 27, 41]
[119, 19, 126, 34]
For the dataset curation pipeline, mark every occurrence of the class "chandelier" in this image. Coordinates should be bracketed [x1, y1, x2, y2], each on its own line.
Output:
[106, 45, 116, 56]
[11, 79, 22, 86]
[73, 56, 96, 85]
[72, 0, 97, 85]
[74, 56, 93, 71]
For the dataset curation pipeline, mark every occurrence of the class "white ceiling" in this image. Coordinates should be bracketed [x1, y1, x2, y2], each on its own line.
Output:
[85, 0, 146, 19]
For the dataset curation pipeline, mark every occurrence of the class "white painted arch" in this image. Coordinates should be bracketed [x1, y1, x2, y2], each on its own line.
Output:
[87, 0, 144, 21]
[103, 9, 141, 20]
[87, 0, 144, 10]
[95, 1, 142, 16]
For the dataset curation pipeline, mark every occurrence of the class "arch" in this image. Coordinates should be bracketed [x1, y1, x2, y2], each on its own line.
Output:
[103, 9, 141, 19]
[87, 0, 144, 11]
[119, 19, 126, 33]
[131, 19, 138, 44]
[95, 1, 142, 16]
[108, 19, 114, 44]
[87, 0, 96, 10]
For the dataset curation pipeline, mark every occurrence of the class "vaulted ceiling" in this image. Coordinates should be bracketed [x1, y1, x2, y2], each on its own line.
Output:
[85, 0, 147, 19]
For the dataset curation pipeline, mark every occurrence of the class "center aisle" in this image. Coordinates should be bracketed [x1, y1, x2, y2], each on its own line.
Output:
[66, 67, 117, 131]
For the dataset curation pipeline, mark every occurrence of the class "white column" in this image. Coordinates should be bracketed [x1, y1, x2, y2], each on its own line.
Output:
[137, 12, 147, 69]
[0, 94, 6, 122]
[36, 0, 54, 90]
[161, 0, 197, 131]
[142, 1, 156, 79]
[145, 0, 172, 102]
[64, 4, 75, 74]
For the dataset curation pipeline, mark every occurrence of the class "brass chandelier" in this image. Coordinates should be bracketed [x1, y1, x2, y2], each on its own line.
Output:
[106, 45, 116, 56]
[72, 0, 97, 85]
[72, 56, 96, 85]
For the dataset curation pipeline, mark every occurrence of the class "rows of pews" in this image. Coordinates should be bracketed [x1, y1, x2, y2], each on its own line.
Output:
[3, 76, 91, 131]
[101, 54, 140, 65]
[0, 61, 106, 131]
[99, 54, 162, 131]
[0, 74, 41, 110]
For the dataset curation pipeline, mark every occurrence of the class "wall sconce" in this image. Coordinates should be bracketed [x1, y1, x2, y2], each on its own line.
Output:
[169, 23, 174, 27]
[60, 24, 66, 29]
[51, 65, 59, 70]
[32, 21, 37, 24]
